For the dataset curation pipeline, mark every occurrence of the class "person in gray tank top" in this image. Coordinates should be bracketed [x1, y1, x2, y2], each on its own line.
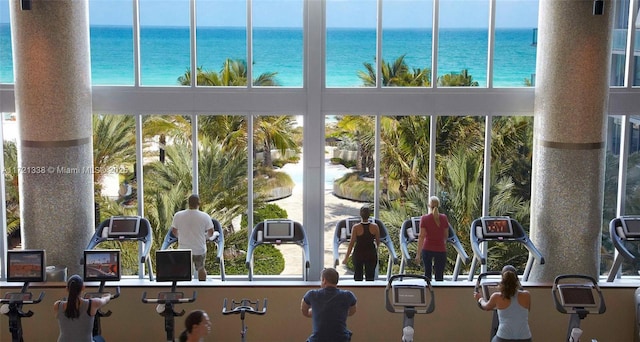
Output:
[474, 265, 533, 342]
[54, 274, 111, 342]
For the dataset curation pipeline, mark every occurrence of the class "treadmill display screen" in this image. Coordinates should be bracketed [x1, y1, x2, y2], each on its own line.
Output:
[621, 216, 640, 238]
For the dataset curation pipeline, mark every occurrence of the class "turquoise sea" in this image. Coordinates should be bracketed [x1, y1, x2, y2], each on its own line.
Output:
[0, 24, 537, 87]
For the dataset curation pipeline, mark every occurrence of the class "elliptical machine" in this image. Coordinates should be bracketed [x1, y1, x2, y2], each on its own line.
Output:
[552, 274, 606, 342]
[385, 274, 434, 342]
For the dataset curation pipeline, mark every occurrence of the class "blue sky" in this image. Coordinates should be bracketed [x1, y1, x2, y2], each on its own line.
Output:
[0, 0, 538, 28]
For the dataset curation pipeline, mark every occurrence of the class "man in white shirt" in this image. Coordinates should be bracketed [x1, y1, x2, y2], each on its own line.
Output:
[171, 194, 215, 281]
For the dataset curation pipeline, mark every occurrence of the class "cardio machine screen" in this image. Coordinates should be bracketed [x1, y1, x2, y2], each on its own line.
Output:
[621, 216, 640, 238]
[108, 216, 141, 237]
[84, 249, 121, 282]
[6, 249, 46, 283]
[155, 249, 192, 282]
[481, 282, 501, 300]
[558, 285, 597, 308]
[345, 217, 361, 238]
[263, 220, 294, 240]
[411, 216, 421, 236]
[480, 217, 514, 238]
[392, 284, 427, 307]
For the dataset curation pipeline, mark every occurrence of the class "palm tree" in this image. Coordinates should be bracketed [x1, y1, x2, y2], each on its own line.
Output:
[358, 54, 431, 87]
[336, 115, 375, 177]
[4, 141, 20, 240]
[92, 114, 136, 196]
[437, 69, 479, 87]
[254, 115, 299, 168]
[178, 59, 279, 86]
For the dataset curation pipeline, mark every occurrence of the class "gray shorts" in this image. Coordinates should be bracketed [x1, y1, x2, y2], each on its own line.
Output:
[192, 254, 205, 270]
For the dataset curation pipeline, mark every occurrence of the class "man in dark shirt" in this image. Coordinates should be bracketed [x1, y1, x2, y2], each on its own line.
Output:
[300, 268, 357, 342]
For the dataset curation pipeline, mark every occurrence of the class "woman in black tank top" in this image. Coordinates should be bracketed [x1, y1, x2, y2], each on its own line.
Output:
[342, 206, 381, 281]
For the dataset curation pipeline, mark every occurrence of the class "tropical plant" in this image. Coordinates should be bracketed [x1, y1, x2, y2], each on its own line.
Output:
[358, 54, 431, 87]
[92, 114, 136, 196]
[178, 59, 279, 87]
[4, 141, 20, 239]
[437, 69, 479, 87]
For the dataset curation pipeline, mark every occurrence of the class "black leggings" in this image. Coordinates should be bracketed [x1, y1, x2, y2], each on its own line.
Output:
[353, 259, 376, 281]
[421, 250, 447, 281]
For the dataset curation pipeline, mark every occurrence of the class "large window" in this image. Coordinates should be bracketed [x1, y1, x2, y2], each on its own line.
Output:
[2, 0, 640, 281]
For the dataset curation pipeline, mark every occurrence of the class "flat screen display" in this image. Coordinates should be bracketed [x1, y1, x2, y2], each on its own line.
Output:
[480, 216, 514, 238]
[346, 217, 360, 237]
[263, 220, 294, 240]
[7, 250, 46, 283]
[621, 216, 640, 238]
[155, 249, 192, 282]
[392, 285, 427, 307]
[108, 216, 141, 237]
[558, 285, 597, 308]
[84, 249, 121, 282]
[411, 216, 421, 236]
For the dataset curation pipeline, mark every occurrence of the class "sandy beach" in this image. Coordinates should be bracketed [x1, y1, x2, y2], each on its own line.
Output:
[271, 155, 362, 277]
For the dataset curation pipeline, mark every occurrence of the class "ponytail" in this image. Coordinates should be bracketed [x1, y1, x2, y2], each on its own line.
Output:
[65, 274, 83, 319]
[429, 196, 441, 226]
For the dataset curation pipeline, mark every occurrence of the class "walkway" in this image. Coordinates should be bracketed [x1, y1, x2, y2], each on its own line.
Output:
[272, 155, 361, 276]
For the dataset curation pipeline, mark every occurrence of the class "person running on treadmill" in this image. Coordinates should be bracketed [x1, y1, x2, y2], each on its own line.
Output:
[342, 205, 380, 281]
[171, 194, 215, 281]
[474, 265, 532, 342]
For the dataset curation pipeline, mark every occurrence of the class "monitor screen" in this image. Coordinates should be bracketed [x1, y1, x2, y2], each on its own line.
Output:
[558, 285, 597, 308]
[84, 249, 121, 282]
[108, 216, 141, 237]
[155, 249, 192, 282]
[7, 250, 46, 283]
[346, 217, 360, 237]
[392, 285, 427, 307]
[621, 216, 640, 238]
[481, 217, 514, 238]
[411, 216, 421, 236]
[481, 282, 501, 300]
[263, 220, 294, 240]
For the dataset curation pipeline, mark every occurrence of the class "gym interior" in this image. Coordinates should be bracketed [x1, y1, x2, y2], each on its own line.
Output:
[2, 0, 640, 341]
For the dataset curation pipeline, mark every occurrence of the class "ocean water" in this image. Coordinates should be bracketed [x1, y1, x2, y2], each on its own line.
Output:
[0, 24, 537, 87]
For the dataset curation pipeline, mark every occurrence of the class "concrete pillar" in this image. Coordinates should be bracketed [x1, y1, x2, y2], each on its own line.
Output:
[529, 0, 614, 282]
[9, 0, 94, 277]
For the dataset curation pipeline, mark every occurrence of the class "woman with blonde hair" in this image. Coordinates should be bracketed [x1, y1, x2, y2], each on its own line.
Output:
[414, 196, 449, 281]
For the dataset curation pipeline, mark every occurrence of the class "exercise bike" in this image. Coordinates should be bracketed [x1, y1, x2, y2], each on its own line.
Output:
[552, 274, 606, 342]
[84, 284, 120, 342]
[142, 284, 197, 342]
[222, 298, 267, 342]
[385, 274, 434, 342]
[0, 282, 45, 342]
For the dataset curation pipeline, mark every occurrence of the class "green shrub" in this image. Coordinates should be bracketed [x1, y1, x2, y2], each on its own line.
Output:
[212, 228, 285, 275]
[241, 203, 289, 229]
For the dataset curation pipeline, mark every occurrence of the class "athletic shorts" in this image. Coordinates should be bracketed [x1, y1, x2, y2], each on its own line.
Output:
[192, 254, 205, 270]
